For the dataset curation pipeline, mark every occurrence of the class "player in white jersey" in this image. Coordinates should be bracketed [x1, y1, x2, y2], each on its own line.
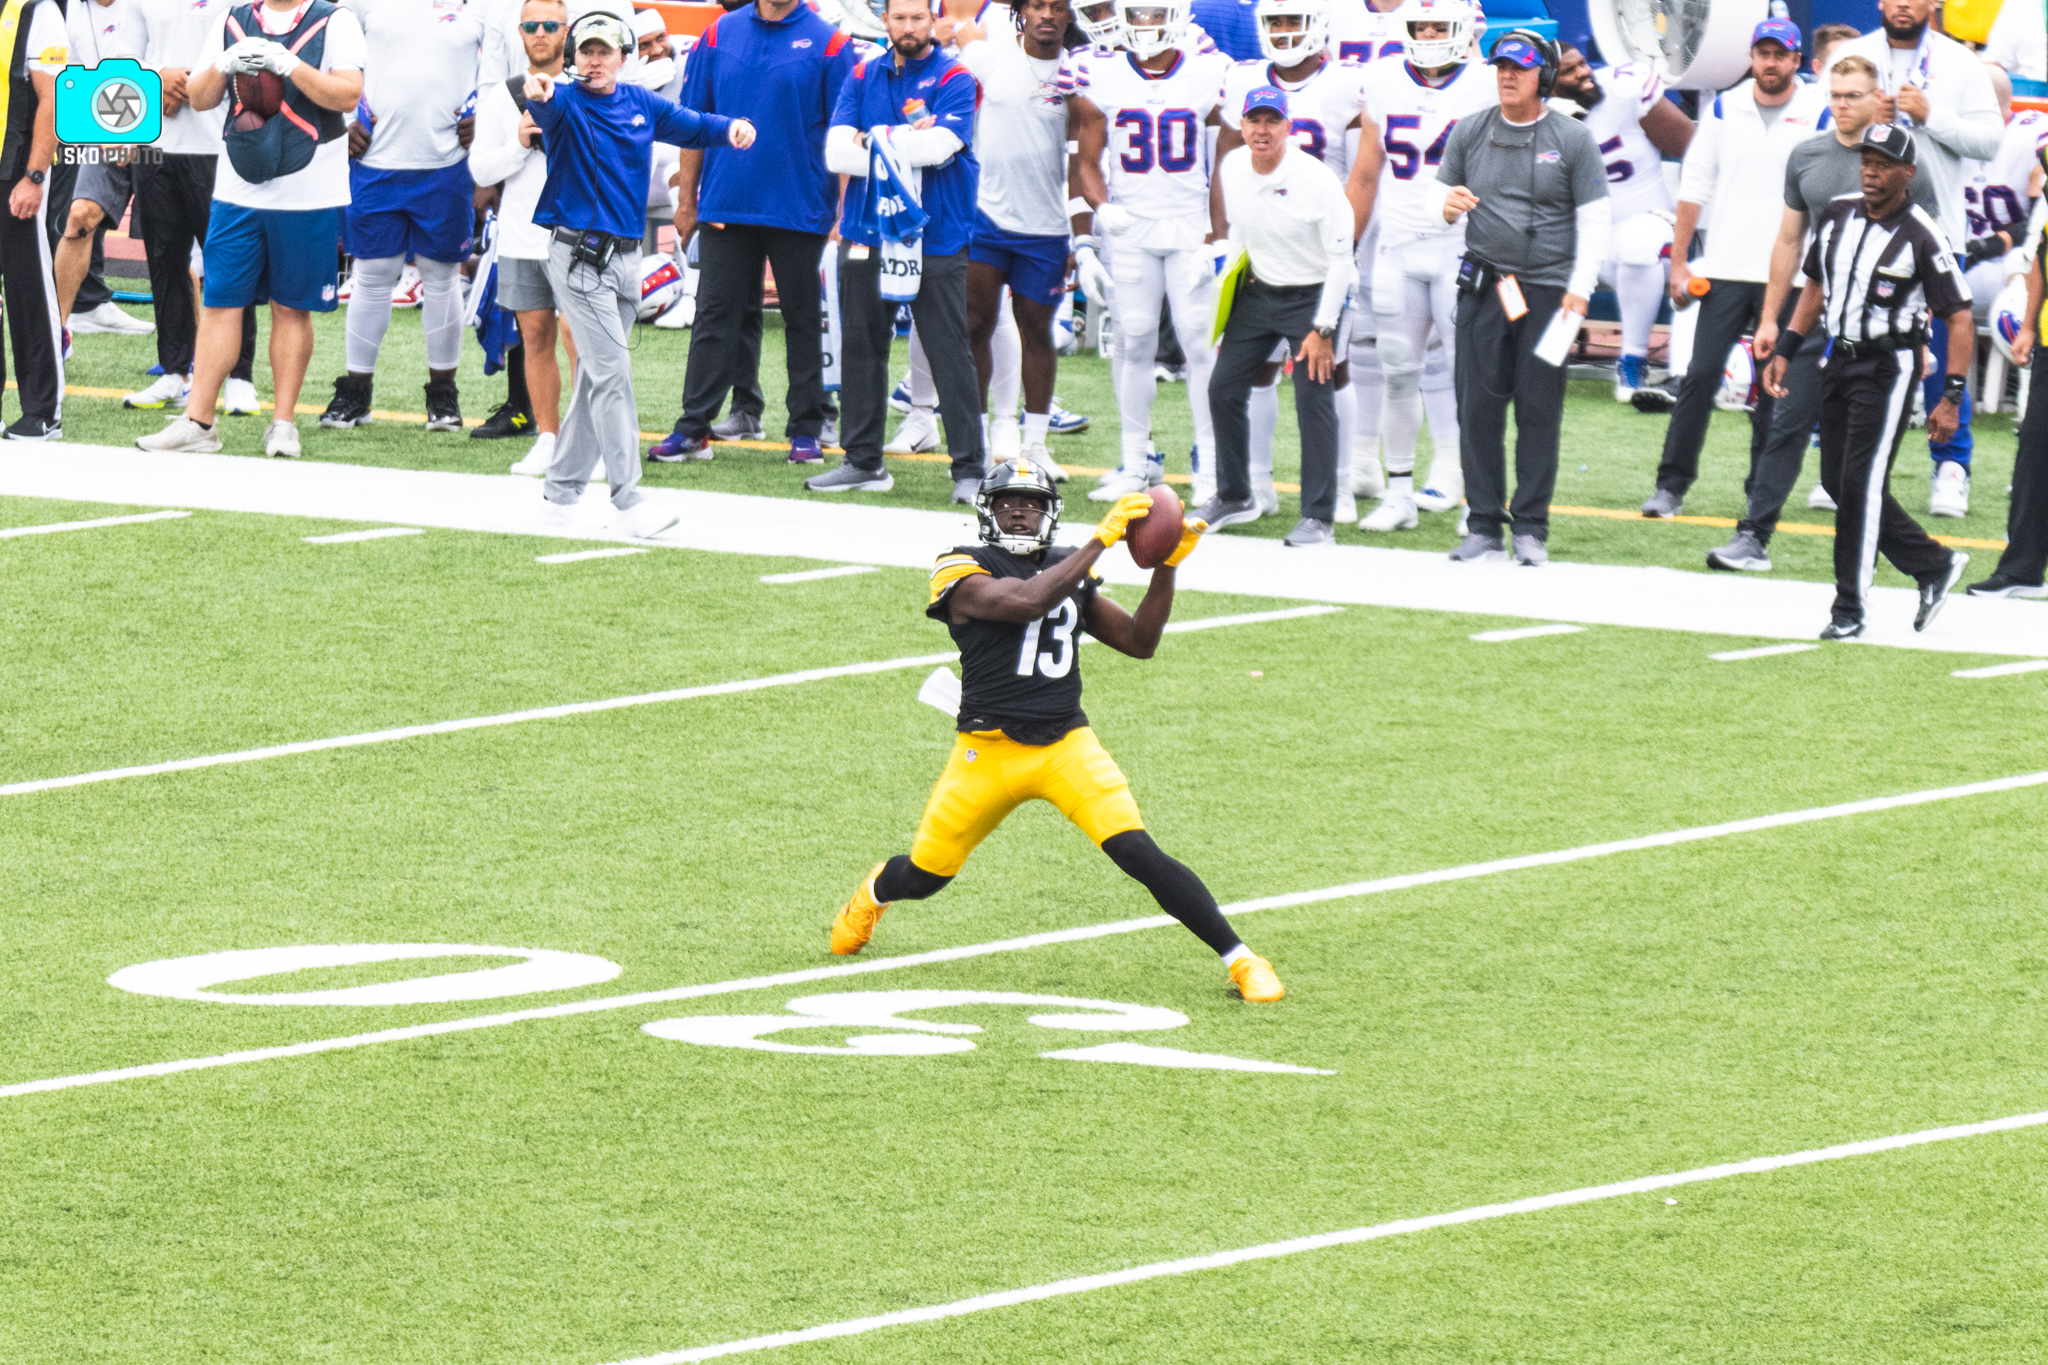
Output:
[1346, 0, 1492, 530]
[1326, 0, 1403, 64]
[1960, 103, 2047, 325]
[1553, 43, 1694, 400]
[1064, 0, 1232, 498]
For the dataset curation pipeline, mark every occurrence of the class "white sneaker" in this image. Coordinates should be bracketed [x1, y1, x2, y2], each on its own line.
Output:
[511, 432, 557, 476]
[1413, 457, 1464, 512]
[654, 297, 694, 330]
[1020, 442, 1067, 483]
[1334, 489, 1357, 524]
[885, 407, 940, 454]
[390, 264, 424, 308]
[1929, 462, 1970, 518]
[1088, 468, 1154, 502]
[1253, 475, 1280, 516]
[1191, 475, 1216, 507]
[1350, 449, 1385, 499]
[70, 300, 154, 335]
[136, 415, 222, 453]
[1806, 482, 1837, 511]
[989, 419, 1023, 462]
[123, 373, 189, 409]
[264, 419, 301, 458]
[1360, 493, 1419, 531]
[618, 500, 681, 539]
[223, 377, 262, 416]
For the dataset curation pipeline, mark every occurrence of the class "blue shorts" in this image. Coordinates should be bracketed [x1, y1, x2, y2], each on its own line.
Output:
[342, 162, 476, 263]
[203, 202, 343, 312]
[967, 213, 1068, 307]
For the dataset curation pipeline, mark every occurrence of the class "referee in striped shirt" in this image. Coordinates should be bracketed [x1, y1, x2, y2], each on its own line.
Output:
[1762, 123, 1971, 640]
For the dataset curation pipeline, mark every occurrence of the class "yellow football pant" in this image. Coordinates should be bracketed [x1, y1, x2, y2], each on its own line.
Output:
[909, 727, 1145, 877]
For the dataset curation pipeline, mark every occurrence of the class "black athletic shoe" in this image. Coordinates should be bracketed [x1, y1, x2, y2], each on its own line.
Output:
[1629, 384, 1678, 414]
[424, 380, 463, 433]
[4, 414, 61, 441]
[468, 401, 532, 440]
[319, 374, 373, 429]
[1819, 617, 1864, 641]
[1966, 572, 2048, 599]
[1915, 552, 1968, 632]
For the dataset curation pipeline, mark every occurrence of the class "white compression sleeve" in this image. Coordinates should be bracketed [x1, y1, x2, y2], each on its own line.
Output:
[1249, 381, 1278, 478]
[343, 255, 404, 374]
[417, 257, 464, 371]
[991, 289, 1021, 422]
[908, 324, 935, 410]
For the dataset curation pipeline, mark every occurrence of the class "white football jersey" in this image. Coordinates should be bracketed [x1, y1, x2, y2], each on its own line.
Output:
[1060, 46, 1232, 225]
[346, 0, 485, 170]
[1219, 56, 1367, 182]
[1576, 62, 1671, 220]
[1965, 109, 2048, 243]
[1327, 0, 1406, 66]
[1361, 57, 1496, 240]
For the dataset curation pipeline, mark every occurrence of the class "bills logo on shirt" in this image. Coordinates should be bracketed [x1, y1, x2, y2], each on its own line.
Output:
[791, 38, 811, 47]
[1535, 149, 1560, 163]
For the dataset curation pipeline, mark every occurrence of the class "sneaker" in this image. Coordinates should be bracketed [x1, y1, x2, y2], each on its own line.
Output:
[135, 415, 219, 453]
[1928, 461, 1969, 518]
[69, 300, 153, 335]
[265, 419, 301, 458]
[423, 380, 462, 432]
[1640, 488, 1683, 518]
[470, 401, 533, 440]
[1047, 399, 1088, 435]
[711, 409, 764, 440]
[618, 500, 682, 539]
[1915, 552, 1968, 632]
[1334, 488, 1356, 523]
[647, 431, 712, 462]
[319, 374, 373, 429]
[1153, 363, 1185, 384]
[1630, 383, 1678, 414]
[805, 461, 893, 493]
[886, 407, 940, 454]
[951, 477, 979, 504]
[5, 415, 60, 441]
[1706, 529, 1773, 572]
[1819, 617, 1864, 641]
[222, 377, 262, 416]
[1511, 534, 1548, 566]
[1020, 442, 1067, 483]
[1350, 450, 1385, 499]
[830, 863, 890, 955]
[1966, 573, 2048, 599]
[821, 417, 840, 448]
[60, 328, 72, 361]
[1412, 458, 1464, 512]
[1448, 532, 1507, 563]
[788, 436, 824, 465]
[1190, 494, 1260, 530]
[1806, 483, 1837, 511]
[1283, 517, 1333, 547]
[510, 432, 557, 476]
[124, 372, 189, 409]
[888, 380, 914, 414]
[390, 264, 423, 308]
[653, 297, 693, 329]
[989, 418, 1023, 462]
[1614, 353, 1647, 402]
[1089, 467, 1156, 502]
[1227, 952, 1284, 1003]
[1253, 475, 1280, 516]
[1360, 493, 1418, 531]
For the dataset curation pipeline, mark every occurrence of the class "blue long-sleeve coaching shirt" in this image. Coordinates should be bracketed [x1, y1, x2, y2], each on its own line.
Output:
[679, 4, 858, 236]
[831, 44, 979, 256]
[530, 81, 732, 241]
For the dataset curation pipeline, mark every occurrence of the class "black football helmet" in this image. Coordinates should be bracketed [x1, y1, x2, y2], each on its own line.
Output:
[975, 459, 1062, 555]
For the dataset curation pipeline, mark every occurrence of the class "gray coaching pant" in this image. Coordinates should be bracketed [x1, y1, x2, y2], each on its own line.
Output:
[544, 237, 646, 511]
[1209, 277, 1338, 521]
[1736, 335, 1825, 544]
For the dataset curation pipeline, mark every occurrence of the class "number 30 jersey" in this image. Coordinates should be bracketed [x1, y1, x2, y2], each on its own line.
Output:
[1059, 47, 1233, 232]
[1219, 57, 1368, 184]
[1361, 58, 1497, 242]
[928, 543, 1102, 744]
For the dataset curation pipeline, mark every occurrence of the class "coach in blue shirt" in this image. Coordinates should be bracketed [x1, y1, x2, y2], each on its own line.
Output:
[803, 0, 984, 498]
[652, 0, 860, 466]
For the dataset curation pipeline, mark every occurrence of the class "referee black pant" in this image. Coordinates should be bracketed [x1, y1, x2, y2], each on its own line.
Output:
[1817, 345, 1954, 623]
[1209, 277, 1336, 520]
[1989, 343, 2048, 587]
[675, 223, 825, 441]
[134, 154, 256, 382]
[0, 173, 63, 423]
[837, 243, 984, 480]
[1456, 279, 1566, 542]
[1654, 279, 1778, 498]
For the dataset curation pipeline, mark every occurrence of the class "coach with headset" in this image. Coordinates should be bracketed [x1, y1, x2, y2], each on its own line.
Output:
[1431, 29, 1609, 566]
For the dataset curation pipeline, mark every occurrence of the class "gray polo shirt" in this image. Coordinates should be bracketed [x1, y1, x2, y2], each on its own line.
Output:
[1435, 107, 1607, 289]
[1783, 131, 1939, 221]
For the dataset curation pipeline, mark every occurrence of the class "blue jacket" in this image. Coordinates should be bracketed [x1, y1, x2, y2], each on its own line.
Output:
[1190, 0, 1260, 61]
[679, 4, 858, 235]
[830, 45, 979, 256]
[530, 82, 731, 240]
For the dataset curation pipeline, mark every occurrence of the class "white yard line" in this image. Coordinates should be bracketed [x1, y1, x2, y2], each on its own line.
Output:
[1470, 624, 1585, 643]
[0, 509, 189, 539]
[1952, 660, 2048, 679]
[760, 565, 878, 584]
[7, 765, 2044, 1102]
[602, 1105, 2048, 1364]
[538, 548, 650, 564]
[301, 527, 422, 544]
[1711, 643, 1821, 662]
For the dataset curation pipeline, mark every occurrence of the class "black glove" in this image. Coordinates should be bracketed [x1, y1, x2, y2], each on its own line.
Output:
[1963, 233, 2009, 267]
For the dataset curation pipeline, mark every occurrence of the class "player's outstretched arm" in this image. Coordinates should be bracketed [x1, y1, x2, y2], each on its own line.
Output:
[1084, 517, 1204, 660]
[949, 542, 1107, 624]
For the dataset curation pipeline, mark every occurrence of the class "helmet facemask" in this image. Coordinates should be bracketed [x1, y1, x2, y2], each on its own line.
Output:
[975, 461, 1064, 555]
[1116, 0, 1187, 59]
[1255, 0, 1329, 65]
[1395, 0, 1473, 69]
[1076, 0, 1121, 46]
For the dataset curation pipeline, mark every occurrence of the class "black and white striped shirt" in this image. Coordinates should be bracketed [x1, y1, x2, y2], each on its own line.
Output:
[1801, 193, 1971, 345]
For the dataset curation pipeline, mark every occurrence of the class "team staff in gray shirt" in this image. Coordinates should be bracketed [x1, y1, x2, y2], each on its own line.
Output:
[1430, 30, 1608, 567]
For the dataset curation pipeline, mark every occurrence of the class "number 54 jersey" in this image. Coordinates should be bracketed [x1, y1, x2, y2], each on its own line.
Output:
[1361, 58, 1498, 243]
[1059, 47, 1234, 241]
[928, 543, 1102, 742]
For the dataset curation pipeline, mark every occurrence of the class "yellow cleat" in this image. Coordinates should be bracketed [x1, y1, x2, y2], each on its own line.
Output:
[829, 863, 891, 955]
[1228, 953, 1285, 1003]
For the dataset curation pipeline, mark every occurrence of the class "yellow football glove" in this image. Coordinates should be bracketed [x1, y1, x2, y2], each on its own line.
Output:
[1163, 517, 1206, 568]
[1094, 491, 1154, 548]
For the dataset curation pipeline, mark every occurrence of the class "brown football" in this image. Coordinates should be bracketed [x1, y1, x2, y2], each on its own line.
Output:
[1125, 485, 1185, 569]
[233, 70, 286, 119]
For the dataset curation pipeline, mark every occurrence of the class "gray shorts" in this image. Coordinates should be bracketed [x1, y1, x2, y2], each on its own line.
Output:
[75, 157, 134, 220]
[499, 255, 555, 312]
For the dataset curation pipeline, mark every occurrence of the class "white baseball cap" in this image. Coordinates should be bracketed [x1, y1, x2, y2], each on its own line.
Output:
[570, 11, 631, 48]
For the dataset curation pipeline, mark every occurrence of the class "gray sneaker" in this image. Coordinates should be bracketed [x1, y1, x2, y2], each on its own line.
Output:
[805, 461, 893, 493]
[1448, 532, 1506, 563]
[1640, 488, 1683, 518]
[821, 417, 840, 448]
[1511, 534, 1548, 566]
[951, 478, 980, 504]
[1190, 495, 1261, 531]
[1283, 517, 1334, 547]
[711, 410, 764, 440]
[1706, 529, 1773, 572]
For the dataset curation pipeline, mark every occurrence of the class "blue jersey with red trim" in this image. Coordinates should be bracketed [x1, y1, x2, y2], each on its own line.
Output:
[679, 3, 858, 235]
[831, 45, 981, 255]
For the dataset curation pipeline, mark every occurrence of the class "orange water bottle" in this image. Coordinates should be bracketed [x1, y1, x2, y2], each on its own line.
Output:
[1687, 276, 1711, 297]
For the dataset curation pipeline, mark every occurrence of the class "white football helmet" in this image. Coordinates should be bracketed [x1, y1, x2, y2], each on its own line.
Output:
[1255, 0, 1329, 64]
[1117, 0, 1189, 59]
[637, 256, 686, 323]
[1993, 277, 2029, 364]
[1075, 0, 1121, 47]
[1393, 0, 1475, 68]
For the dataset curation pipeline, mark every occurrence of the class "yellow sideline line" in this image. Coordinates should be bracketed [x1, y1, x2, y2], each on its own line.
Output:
[43, 383, 2010, 551]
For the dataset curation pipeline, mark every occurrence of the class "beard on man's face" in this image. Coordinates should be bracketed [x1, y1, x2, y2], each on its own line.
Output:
[1882, 13, 1928, 42]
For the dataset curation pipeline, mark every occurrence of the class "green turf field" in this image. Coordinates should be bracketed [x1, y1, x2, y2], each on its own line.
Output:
[3, 468, 2048, 1363]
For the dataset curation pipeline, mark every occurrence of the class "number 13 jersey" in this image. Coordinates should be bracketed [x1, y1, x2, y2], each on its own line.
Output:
[1361, 58, 1497, 243]
[1059, 47, 1232, 241]
[928, 544, 1102, 744]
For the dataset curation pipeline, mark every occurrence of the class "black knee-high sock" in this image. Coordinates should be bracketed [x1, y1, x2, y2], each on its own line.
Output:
[874, 854, 952, 903]
[505, 343, 531, 415]
[1101, 829, 1241, 956]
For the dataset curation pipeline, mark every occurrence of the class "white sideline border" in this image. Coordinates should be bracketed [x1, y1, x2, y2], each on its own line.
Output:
[605, 1105, 2048, 1364]
[5, 764, 2045, 1101]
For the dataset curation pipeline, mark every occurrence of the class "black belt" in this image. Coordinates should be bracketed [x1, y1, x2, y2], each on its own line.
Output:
[1243, 265, 1317, 294]
[1831, 331, 1926, 360]
[553, 226, 640, 252]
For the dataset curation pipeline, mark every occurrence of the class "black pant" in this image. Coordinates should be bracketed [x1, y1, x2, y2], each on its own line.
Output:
[838, 243, 984, 479]
[134, 154, 256, 380]
[1209, 277, 1336, 520]
[1456, 280, 1567, 541]
[1656, 279, 1776, 496]
[0, 174, 62, 422]
[1817, 345, 1954, 621]
[677, 223, 824, 439]
[1738, 329, 1826, 543]
[1991, 344, 2048, 586]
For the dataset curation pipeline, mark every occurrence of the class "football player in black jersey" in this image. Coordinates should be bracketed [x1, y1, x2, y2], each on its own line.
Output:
[827, 460, 1286, 1003]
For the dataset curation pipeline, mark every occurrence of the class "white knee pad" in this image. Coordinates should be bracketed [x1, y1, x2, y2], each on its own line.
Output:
[1377, 326, 1421, 395]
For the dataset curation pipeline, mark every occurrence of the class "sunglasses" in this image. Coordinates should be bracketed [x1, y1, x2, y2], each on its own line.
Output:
[519, 20, 563, 33]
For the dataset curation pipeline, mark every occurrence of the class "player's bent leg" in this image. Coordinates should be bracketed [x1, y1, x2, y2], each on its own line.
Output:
[1100, 831, 1282, 1001]
[828, 856, 956, 955]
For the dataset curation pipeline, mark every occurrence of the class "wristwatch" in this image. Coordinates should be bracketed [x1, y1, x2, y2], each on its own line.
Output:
[25, 169, 43, 185]
[1314, 324, 1336, 342]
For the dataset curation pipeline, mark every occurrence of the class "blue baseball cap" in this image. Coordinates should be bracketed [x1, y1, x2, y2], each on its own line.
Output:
[1242, 86, 1288, 119]
[1489, 36, 1544, 69]
[1751, 18, 1802, 51]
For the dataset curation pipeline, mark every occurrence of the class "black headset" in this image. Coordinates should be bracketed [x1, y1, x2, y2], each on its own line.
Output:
[1488, 27, 1559, 99]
